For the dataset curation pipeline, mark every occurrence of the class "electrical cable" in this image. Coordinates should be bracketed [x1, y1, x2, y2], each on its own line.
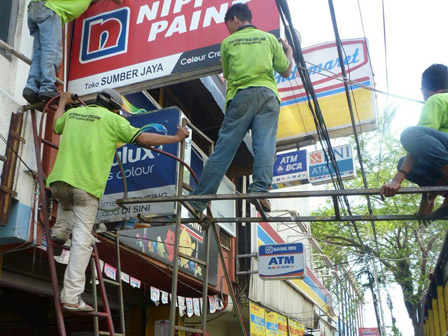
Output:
[275, 0, 362, 245]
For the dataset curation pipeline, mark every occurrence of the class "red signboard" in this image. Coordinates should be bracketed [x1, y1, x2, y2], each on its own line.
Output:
[359, 328, 380, 336]
[68, 0, 280, 95]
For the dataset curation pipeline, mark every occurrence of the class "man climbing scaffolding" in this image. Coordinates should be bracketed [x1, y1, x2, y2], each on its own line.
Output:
[47, 89, 189, 311]
[380, 64, 448, 219]
[189, 3, 293, 214]
[22, 0, 123, 104]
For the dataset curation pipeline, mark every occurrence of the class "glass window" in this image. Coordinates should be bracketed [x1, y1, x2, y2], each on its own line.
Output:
[0, 0, 14, 43]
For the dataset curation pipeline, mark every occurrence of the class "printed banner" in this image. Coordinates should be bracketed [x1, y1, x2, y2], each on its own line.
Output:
[249, 302, 266, 336]
[68, 0, 280, 95]
[277, 314, 288, 336]
[276, 39, 376, 145]
[118, 223, 219, 285]
[96, 105, 180, 222]
[265, 311, 278, 336]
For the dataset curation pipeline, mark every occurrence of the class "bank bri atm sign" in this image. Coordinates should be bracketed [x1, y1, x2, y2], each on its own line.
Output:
[258, 243, 305, 280]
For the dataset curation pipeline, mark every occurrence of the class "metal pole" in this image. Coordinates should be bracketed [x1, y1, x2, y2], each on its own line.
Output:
[200, 227, 210, 334]
[115, 233, 126, 335]
[169, 118, 187, 335]
[0, 39, 64, 86]
[211, 222, 248, 336]
[371, 257, 388, 336]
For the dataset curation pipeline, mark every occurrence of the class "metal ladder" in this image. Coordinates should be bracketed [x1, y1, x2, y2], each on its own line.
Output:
[134, 118, 247, 336]
[167, 118, 211, 335]
[28, 104, 123, 336]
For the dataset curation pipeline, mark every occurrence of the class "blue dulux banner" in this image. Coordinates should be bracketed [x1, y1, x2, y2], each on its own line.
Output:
[96, 107, 182, 222]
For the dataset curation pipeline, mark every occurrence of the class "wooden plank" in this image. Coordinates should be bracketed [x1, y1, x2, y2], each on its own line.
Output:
[0, 113, 23, 225]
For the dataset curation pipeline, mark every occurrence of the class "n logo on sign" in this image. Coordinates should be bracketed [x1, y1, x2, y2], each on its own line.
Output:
[80, 8, 130, 63]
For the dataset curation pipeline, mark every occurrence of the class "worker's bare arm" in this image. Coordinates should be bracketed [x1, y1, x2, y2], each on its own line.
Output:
[135, 127, 189, 147]
[380, 153, 416, 198]
[279, 38, 293, 78]
[53, 92, 75, 133]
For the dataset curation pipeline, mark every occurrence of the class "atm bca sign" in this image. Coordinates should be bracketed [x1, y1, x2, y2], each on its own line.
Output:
[258, 243, 305, 280]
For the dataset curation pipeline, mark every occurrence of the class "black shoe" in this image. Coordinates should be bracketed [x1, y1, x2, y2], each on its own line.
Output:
[22, 88, 40, 104]
[250, 198, 271, 213]
[38, 91, 59, 101]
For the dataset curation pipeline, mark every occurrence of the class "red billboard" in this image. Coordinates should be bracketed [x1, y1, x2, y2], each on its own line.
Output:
[68, 0, 280, 95]
[359, 327, 380, 336]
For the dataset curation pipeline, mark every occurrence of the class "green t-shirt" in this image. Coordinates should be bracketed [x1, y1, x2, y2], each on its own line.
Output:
[220, 26, 290, 103]
[43, 0, 92, 25]
[417, 93, 448, 133]
[47, 105, 142, 198]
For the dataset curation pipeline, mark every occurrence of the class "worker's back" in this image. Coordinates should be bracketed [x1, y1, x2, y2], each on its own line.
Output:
[47, 104, 141, 198]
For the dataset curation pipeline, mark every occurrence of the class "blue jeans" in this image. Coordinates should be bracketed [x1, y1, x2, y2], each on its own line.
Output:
[398, 126, 448, 186]
[190, 87, 280, 211]
[25, 1, 62, 94]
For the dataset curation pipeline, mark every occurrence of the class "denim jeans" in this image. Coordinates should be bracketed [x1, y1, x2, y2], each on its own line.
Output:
[398, 126, 448, 186]
[50, 181, 99, 304]
[25, 1, 62, 94]
[191, 87, 280, 211]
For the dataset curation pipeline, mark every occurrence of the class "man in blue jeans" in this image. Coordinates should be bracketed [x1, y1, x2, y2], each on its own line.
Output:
[189, 3, 293, 215]
[380, 64, 448, 218]
[22, 0, 123, 104]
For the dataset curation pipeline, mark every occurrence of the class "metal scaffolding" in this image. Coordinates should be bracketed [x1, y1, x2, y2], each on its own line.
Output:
[116, 186, 448, 223]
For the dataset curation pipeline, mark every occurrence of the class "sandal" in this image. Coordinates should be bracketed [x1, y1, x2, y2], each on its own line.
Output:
[63, 299, 94, 312]
[430, 197, 448, 220]
[417, 193, 436, 217]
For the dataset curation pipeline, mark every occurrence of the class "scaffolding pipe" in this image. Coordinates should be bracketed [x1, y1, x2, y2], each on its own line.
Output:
[0, 39, 64, 86]
[117, 186, 448, 204]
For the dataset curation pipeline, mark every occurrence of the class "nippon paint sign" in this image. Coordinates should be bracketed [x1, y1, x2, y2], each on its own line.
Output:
[308, 144, 355, 185]
[258, 243, 305, 280]
[276, 39, 376, 145]
[272, 149, 307, 189]
[68, 0, 280, 95]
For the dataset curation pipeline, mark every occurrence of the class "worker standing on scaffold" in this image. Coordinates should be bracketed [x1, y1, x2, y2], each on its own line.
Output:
[22, 0, 123, 104]
[188, 3, 293, 215]
[47, 89, 189, 311]
[381, 64, 448, 219]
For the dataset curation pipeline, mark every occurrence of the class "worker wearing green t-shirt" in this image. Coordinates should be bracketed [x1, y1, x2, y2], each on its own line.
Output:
[22, 0, 123, 104]
[48, 89, 189, 311]
[381, 64, 448, 219]
[189, 3, 293, 214]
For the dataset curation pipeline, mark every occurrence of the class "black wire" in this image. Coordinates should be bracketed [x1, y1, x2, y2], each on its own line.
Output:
[275, 0, 355, 222]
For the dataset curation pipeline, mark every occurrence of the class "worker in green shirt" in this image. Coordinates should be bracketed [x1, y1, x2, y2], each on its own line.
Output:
[189, 3, 293, 215]
[380, 64, 448, 219]
[48, 89, 189, 311]
[22, 0, 123, 104]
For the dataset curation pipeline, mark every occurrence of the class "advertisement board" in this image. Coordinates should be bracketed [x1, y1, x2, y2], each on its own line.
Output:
[68, 0, 280, 95]
[307, 144, 355, 185]
[118, 223, 219, 285]
[258, 243, 305, 280]
[272, 149, 307, 189]
[96, 107, 180, 222]
[288, 319, 305, 336]
[359, 328, 380, 336]
[277, 314, 288, 336]
[276, 39, 376, 146]
[249, 302, 266, 336]
[265, 311, 278, 336]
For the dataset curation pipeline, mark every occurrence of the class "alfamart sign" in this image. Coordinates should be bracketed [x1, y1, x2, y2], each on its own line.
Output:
[68, 0, 280, 95]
